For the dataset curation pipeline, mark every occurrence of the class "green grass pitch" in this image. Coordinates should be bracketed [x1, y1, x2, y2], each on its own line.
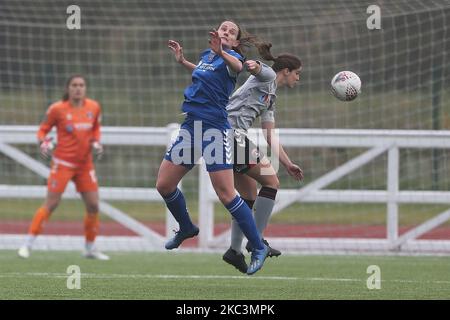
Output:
[0, 250, 449, 300]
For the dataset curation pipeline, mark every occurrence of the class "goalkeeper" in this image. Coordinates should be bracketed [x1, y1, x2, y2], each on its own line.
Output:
[223, 44, 304, 273]
[18, 75, 108, 260]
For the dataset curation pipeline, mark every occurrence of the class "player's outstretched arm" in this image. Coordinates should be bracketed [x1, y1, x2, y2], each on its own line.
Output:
[245, 60, 276, 82]
[168, 40, 196, 72]
[244, 60, 262, 76]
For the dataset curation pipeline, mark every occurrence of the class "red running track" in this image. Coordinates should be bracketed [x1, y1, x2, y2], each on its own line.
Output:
[2, 221, 450, 247]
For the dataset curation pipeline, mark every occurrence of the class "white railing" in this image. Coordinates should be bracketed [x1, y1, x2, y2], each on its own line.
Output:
[1, 125, 450, 254]
[198, 128, 450, 254]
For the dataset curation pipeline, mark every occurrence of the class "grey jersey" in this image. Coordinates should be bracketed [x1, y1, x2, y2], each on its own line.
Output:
[227, 62, 277, 131]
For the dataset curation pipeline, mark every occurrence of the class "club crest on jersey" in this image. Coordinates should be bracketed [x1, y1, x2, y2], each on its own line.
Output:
[66, 124, 74, 133]
[86, 111, 93, 119]
[207, 52, 215, 62]
[66, 113, 72, 120]
[259, 94, 271, 106]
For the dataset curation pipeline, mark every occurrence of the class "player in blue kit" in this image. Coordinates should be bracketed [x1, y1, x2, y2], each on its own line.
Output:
[156, 21, 270, 275]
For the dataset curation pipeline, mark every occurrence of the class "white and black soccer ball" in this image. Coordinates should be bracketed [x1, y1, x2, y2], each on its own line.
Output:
[331, 71, 361, 101]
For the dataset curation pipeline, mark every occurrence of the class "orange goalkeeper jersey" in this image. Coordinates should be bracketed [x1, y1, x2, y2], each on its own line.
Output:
[37, 98, 101, 167]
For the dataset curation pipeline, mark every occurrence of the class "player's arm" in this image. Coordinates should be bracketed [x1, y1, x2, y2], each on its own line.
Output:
[219, 50, 243, 73]
[92, 107, 101, 143]
[209, 31, 243, 73]
[37, 105, 57, 159]
[168, 40, 196, 72]
[261, 120, 304, 181]
[37, 106, 56, 142]
[245, 60, 276, 82]
[91, 106, 103, 160]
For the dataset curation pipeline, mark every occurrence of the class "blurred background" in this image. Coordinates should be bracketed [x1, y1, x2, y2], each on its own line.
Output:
[0, 0, 449, 249]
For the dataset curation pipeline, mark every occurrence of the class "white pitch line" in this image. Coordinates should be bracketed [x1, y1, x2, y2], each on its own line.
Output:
[0, 272, 297, 281]
[1, 272, 450, 285]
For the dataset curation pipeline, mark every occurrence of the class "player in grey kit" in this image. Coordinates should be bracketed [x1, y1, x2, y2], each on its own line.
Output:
[223, 43, 304, 273]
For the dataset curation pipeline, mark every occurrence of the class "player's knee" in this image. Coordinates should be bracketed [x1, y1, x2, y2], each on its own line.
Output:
[46, 200, 60, 213]
[259, 174, 279, 190]
[156, 179, 174, 197]
[266, 176, 280, 190]
[86, 203, 99, 214]
[215, 188, 236, 205]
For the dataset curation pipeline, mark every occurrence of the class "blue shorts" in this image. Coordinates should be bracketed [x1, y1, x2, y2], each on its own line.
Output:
[164, 117, 234, 172]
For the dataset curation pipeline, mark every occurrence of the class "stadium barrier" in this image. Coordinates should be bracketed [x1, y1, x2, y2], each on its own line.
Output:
[1, 125, 450, 254]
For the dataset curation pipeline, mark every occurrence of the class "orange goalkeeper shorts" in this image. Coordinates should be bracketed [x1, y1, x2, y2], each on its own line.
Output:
[47, 160, 98, 193]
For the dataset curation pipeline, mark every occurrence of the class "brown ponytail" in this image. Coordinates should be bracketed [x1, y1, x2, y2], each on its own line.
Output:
[254, 41, 302, 72]
[233, 30, 259, 57]
[254, 41, 277, 61]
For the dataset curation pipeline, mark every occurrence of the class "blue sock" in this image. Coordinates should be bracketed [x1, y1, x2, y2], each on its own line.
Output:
[225, 195, 264, 251]
[162, 188, 194, 231]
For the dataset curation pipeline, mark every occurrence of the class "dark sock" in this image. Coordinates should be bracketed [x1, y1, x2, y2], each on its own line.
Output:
[162, 188, 194, 231]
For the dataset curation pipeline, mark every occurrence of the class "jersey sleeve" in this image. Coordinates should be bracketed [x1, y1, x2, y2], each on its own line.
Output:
[228, 49, 245, 64]
[260, 108, 275, 123]
[36, 104, 58, 141]
[226, 50, 245, 78]
[254, 62, 277, 83]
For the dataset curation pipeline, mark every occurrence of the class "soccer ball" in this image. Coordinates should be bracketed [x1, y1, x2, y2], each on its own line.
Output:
[331, 71, 361, 101]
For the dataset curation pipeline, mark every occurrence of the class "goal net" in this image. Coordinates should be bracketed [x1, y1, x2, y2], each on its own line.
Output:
[0, 0, 449, 254]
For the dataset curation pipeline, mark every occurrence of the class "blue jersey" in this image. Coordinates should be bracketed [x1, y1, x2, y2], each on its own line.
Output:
[182, 48, 244, 124]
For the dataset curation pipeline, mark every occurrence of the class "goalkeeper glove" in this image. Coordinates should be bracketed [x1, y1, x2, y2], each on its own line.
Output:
[92, 141, 104, 160]
[39, 137, 54, 160]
